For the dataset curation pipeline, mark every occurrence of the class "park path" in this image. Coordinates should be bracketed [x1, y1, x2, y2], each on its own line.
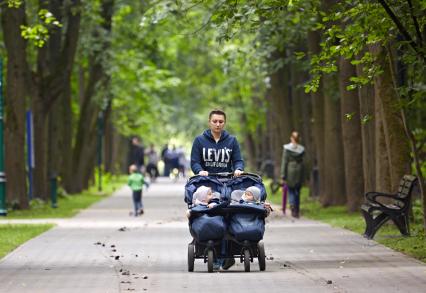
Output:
[0, 177, 425, 293]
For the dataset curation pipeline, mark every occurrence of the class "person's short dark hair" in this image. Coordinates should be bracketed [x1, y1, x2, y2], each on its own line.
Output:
[209, 109, 226, 121]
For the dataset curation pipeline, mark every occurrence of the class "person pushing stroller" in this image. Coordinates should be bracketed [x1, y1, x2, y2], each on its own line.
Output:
[190, 109, 244, 270]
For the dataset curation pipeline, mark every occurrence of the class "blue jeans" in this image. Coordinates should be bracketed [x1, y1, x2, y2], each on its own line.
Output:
[288, 185, 301, 210]
[132, 190, 143, 215]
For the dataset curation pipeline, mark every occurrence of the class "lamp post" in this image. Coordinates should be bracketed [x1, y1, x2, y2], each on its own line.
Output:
[0, 59, 7, 216]
[97, 110, 104, 192]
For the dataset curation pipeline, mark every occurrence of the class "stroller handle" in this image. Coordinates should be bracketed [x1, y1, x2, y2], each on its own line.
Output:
[188, 171, 262, 180]
[239, 172, 262, 180]
[188, 172, 233, 180]
[208, 172, 234, 177]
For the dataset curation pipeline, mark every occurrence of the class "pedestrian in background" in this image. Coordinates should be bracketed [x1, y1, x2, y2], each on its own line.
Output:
[146, 144, 159, 182]
[280, 131, 305, 218]
[161, 144, 171, 177]
[129, 136, 145, 173]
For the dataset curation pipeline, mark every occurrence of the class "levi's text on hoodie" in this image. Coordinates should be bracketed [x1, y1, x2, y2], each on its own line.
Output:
[191, 129, 244, 174]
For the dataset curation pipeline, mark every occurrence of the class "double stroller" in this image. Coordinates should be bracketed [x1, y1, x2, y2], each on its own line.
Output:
[184, 172, 268, 272]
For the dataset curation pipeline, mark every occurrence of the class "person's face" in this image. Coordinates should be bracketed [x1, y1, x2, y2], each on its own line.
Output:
[244, 191, 254, 202]
[209, 114, 226, 135]
[206, 189, 213, 201]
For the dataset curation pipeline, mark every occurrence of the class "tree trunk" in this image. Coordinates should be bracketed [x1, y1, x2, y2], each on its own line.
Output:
[51, 0, 81, 189]
[32, 99, 48, 200]
[374, 89, 392, 192]
[269, 50, 293, 178]
[265, 91, 279, 178]
[307, 30, 326, 199]
[294, 61, 314, 188]
[356, 59, 376, 193]
[339, 57, 364, 212]
[104, 110, 113, 174]
[370, 44, 411, 190]
[1, 3, 29, 209]
[32, 0, 81, 198]
[69, 0, 114, 193]
[323, 73, 346, 205]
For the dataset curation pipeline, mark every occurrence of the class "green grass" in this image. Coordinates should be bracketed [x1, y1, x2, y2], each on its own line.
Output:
[0, 174, 127, 260]
[0, 224, 54, 259]
[6, 174, 126, 219]
[264, 179, 426, 263]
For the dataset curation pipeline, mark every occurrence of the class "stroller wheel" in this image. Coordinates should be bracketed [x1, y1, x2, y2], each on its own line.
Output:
[257, 241, 266, 271]
[188, 244, 195, 272]
[207, 249, 214, 273]
[243, 249, 250, 272]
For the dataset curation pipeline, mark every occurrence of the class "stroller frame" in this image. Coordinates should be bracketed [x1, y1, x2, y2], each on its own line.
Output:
[186, 173, 267, 273]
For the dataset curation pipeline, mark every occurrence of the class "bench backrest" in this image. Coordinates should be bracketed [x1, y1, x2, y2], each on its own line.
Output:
[396, 175, 417, 199]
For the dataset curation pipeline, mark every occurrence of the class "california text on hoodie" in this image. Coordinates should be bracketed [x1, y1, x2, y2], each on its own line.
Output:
[191, 129, 244, 174]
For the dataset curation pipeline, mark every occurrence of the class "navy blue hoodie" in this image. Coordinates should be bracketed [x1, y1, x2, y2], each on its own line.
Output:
[191, 129, 244, 174]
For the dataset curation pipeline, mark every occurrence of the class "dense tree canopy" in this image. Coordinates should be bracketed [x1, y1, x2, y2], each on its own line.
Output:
[1, 0, 425, 231]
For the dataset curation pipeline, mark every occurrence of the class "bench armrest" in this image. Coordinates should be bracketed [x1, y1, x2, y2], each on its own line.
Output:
[365, 191, 398, 202]
[365, 191, 409, 211]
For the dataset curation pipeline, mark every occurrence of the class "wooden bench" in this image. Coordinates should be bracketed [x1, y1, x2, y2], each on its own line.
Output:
[361, 175, 417, 239]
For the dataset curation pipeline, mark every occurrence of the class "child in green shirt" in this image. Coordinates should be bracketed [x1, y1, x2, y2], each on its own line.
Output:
[128, 164, 148, 216]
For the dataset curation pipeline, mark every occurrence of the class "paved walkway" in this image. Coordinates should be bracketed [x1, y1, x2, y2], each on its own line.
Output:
[0, 178, 425, 293]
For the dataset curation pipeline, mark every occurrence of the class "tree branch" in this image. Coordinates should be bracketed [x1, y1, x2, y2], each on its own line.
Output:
[377, 0, 424, 62]
[406, 0, 423, 46]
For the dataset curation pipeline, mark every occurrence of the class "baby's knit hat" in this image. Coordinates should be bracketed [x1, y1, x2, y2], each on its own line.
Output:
[245, 186, 261, 201]
[193, 185, 211, 204]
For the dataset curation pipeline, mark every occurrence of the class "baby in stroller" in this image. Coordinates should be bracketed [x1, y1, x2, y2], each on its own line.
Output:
[231, 186, 261, 204]
[186, 185, 221, 218]
[231, 186, 272, 212]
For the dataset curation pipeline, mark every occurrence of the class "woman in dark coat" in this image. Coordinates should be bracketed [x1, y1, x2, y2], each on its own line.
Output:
[281, 131, 305, 218]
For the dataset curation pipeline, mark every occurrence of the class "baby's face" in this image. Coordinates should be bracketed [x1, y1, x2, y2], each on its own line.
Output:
[244, 191, 254, 202]
[205, 189, 213, 201]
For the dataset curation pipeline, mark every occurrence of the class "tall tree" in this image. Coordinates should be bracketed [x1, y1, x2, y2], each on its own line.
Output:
[307, 30, 326, 199]
[370, 44, 411, 190]
[1, 2, 29, 208]
[339, 57, 364, 211]
[30, 0, 81, 200]
[356, 59, 376, 193]
[68, 0, 114, 193]
[322, 73, 346, 205]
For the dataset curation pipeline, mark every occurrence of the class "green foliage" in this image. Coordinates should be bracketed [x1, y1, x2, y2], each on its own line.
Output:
[20, 9, 61, 47]
[344, 112, 355, 121]
[0, 224, 53, 259]
[305, 0, 426, 102]
[6, 0, 21, 8]
[102, 0, 270, 148]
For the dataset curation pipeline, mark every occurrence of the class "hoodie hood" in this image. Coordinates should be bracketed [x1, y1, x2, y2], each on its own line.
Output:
[284, 143, 305, 159]
[203, 129, 230, 143]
